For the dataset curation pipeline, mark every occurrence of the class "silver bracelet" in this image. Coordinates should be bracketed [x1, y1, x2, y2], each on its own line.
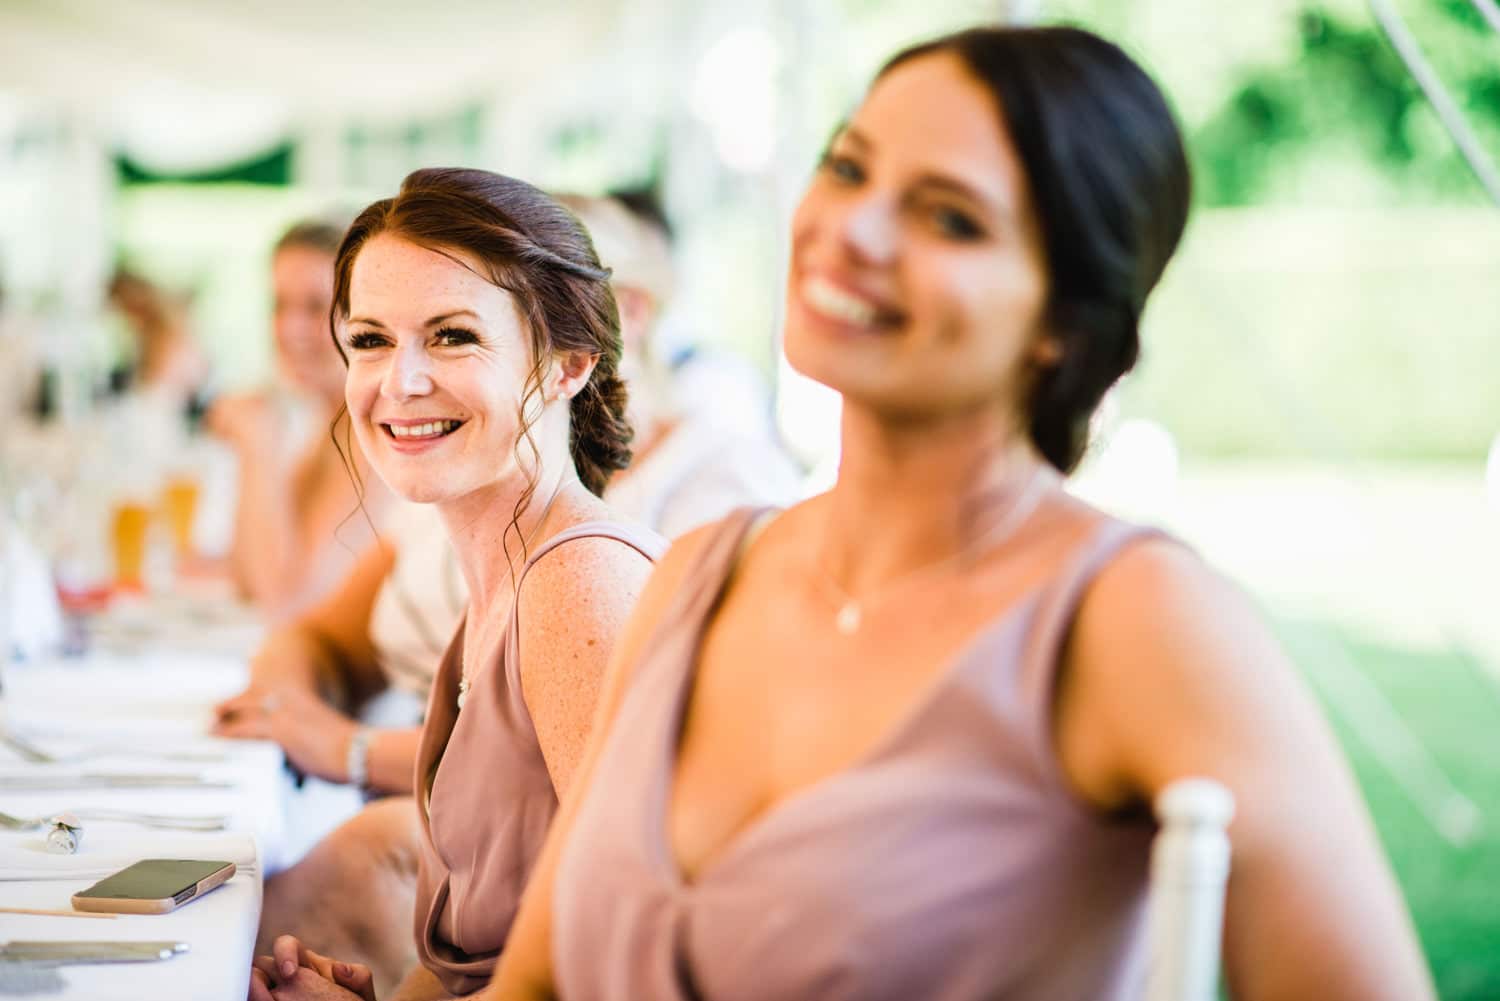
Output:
[345, 727, 374, 789]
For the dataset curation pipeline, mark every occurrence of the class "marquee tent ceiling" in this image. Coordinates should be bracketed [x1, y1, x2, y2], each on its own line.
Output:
[0, 0, 684, 169]
[0, 0, 640, 112]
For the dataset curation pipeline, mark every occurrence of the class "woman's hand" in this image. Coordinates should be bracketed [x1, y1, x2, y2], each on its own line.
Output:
[213, 686, 359, 783]
[248, 934, 376, 1001]
[206, 392, 280, 458]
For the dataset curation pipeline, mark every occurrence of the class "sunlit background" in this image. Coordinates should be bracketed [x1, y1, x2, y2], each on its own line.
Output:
[2, 1, 1498, 995]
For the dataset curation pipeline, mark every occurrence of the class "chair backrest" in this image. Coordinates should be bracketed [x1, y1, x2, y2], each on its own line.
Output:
[1144, 778, 1236, 1001]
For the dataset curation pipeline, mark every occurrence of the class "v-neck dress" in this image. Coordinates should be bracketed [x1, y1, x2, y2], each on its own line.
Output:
[552, 505, 1162, 1001]
[411, 520, 666, 996]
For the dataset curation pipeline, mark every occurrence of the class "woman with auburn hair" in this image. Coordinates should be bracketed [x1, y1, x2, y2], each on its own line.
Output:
[248, 168, 665, 1001]
[472, 24, 1434, 1001]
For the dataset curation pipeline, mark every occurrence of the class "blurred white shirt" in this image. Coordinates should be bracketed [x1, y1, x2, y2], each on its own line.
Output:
[606, 415, 803, 540]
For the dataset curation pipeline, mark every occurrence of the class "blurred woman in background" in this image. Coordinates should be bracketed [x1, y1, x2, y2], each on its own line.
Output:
[480, 24, 1435, 1001]
[560, 192, 802, 537]
[207, 220, 389, 619]
[107, 266, 210, 411]
[212, 501, 458, 792]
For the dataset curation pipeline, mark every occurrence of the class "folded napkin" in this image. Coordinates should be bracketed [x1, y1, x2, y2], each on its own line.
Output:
[0, 832, 256, 881]
[1, 523, 64, 663]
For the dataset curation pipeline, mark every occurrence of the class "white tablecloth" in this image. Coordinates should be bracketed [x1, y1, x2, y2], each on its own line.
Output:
[0, 639, 361, 999]
[0, 866, 262, 1000]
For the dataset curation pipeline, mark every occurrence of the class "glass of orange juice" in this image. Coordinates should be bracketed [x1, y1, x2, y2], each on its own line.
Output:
[160, 475, 200, 559]
[111, 500, 152, 591]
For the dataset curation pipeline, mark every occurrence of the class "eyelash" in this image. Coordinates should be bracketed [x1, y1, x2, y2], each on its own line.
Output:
[432, 326, 478, 347]
[344, 326, 479, 351]
[345, 331, 388, 351]
[928, 205, 984, 241]
[821, 151, 986, 243]
[821, 150, 865, 185]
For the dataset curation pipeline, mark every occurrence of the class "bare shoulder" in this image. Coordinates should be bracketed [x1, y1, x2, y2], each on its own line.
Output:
[1060, 530, 1318, 809]
[1064, 529, 1437, 1001]
[518, 531, 655, 615]
[1074, 534, 1275, 673]
[515, 526, 658, 794]
[1089, 533, 1234, 609]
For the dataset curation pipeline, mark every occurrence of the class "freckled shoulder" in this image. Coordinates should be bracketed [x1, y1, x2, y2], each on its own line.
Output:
[512, 530, 658, 795]
[522, 534, 656, 618]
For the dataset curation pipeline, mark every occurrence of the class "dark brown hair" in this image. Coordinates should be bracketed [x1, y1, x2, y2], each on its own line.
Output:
[881, 26, 1191, 472]
[329, 168, 633, 553]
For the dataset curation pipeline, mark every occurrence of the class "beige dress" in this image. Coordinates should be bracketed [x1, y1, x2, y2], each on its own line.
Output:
[553, 505, 1164, 1001]
[411, 520, 666, 995]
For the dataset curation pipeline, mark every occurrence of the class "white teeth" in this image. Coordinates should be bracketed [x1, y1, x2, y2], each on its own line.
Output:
[387, 420, 459, 438]
[803, 276, 880, 327]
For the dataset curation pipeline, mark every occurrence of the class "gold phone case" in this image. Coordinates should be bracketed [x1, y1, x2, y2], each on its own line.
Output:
[71, 862, 236, 915]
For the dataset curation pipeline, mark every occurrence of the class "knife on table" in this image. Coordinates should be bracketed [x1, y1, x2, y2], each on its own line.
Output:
[0, 774, 233, 791]
[0, 940, 189, 963]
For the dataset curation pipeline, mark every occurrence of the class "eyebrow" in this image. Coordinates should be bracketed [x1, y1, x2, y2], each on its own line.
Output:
[346, 309, 482, 329]
[840, 126, 872, 149]
[912, 173, 1010, 221]
[835, 126, 1014, 227]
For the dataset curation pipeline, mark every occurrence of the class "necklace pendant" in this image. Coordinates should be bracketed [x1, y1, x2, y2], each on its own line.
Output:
[457, 678, 469, 710]
[834, 600, 862, 636]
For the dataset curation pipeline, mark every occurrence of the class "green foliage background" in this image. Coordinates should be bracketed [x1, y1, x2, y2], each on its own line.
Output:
[1038, 0, 1500, 461]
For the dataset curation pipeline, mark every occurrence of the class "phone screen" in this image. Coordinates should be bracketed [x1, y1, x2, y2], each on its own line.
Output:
[76, 859, 232, 902]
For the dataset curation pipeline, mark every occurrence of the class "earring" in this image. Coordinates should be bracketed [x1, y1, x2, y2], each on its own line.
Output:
[1031, 337, 1064, 367]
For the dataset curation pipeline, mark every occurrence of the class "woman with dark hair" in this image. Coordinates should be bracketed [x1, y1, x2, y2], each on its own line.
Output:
[248, 168, 665, 1001]
[472, 25, 1433, 1001]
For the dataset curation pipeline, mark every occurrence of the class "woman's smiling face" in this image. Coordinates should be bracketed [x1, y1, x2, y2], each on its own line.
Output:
[342, 233, 538, 506]
[783, 51, 1052, 424]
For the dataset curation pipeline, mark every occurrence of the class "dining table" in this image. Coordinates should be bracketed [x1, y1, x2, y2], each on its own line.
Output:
[0, 591, 364, 999]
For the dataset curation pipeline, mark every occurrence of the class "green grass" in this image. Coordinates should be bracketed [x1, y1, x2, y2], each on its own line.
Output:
[1279, 619, 1500, 1000]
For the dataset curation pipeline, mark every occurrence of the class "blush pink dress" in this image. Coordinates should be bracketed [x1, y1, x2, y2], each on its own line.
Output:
[411, 520, 666, 995]
[553, 505, 1164, 1001]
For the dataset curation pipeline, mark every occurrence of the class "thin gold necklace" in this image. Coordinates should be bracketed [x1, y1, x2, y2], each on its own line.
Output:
[457, 475, 568, 710]
[817, 467, 1047, 637]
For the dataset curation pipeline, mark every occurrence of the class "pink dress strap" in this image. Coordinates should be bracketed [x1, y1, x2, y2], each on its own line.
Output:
[412, 518, 666, 995]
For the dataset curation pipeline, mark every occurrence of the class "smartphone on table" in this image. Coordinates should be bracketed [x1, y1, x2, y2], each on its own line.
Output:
[72, 859, 236, 914]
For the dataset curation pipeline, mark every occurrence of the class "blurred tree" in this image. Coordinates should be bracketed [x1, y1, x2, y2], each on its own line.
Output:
[1194, 1, 1500, 204]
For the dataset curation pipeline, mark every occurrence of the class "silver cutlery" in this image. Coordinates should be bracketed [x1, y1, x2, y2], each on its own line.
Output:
[0, 940, 189, 963]
[0, 864, 257, 882]
[0, 731, 50, 765]
[53, 748, 225, 765]
[0, 809, 228, 832]
[0, 774, 233, 792]
[0, 731, 227, 765]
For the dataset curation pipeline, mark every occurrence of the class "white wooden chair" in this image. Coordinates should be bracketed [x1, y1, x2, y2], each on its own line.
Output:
[1145, 778, 1235, 1001]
